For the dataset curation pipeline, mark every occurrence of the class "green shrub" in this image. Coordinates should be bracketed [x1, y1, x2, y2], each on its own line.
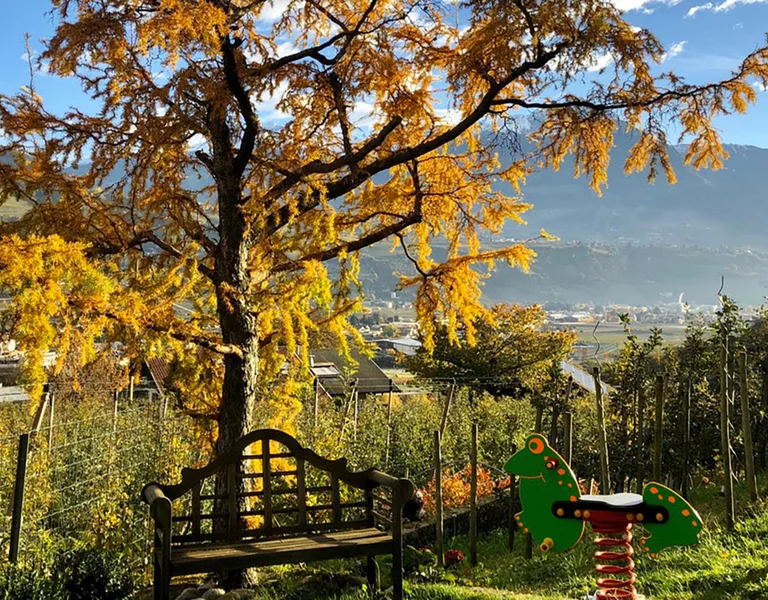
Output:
[54, 544, 135, 600]
[0, 563, 65, 600]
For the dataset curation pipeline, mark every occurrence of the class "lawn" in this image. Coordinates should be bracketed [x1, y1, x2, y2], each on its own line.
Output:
[166, 479, 768, 600]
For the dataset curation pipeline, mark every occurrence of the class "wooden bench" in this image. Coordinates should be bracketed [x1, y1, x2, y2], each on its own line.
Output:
[142, 429, 414, 600]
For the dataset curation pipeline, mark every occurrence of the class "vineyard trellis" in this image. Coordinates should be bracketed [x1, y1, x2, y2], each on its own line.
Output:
[0, 388, 199, 583]
[0, 340, 763, 585]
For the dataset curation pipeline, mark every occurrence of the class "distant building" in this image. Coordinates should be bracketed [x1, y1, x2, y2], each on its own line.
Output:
[0, 384, 30, 404]
[132, 357, 169, 402]
[375, 338, 422, 356]
[308, 348, 399, 398]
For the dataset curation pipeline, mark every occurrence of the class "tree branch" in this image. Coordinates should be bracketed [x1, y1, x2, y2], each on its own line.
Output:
[145, 232, 216, 281]
[262, 115, 403, 223]
[221, 36, 259, 178]
[266, 43, 567, 235]
[273, 210, 421, 272]
[329, 72, 354, 159]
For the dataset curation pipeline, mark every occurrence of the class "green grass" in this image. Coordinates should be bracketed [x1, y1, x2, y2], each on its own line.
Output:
[204, 476, 768, 600]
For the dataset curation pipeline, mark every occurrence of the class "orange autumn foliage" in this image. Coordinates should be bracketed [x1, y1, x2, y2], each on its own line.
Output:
[1, 0, 767, 441]
[421, 465, 510, 516]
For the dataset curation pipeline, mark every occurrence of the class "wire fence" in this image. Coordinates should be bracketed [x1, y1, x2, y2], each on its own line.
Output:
[0, 371, 594, 591]
[0, 432, 20, 555]
[0, 392, 190, 584]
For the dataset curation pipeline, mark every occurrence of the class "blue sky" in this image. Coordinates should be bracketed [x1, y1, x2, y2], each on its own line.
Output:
[2, 0, 768, 146]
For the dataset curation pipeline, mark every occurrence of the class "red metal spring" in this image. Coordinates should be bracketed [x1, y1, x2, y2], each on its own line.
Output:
[593, 521, 637, 600]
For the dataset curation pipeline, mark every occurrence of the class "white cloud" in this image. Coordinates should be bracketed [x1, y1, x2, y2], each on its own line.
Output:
[669, 41, 687, 57]
[254, 80, 291, 123]
[753, 81, 767, 91]
[20, 50, 50, 75]
[686, 2, 713, 15]
[187, 134, 208, 150]
[274, 41, 298, 58]
[258, 0, 292, 22]
[611, 0, 650, 10]
[687, 0, 766, 15]
[586, 53, 614, 72]
[349, 101, 377, 129]
[661, 40, 687, 62]
[610, 0, 680, 12]
[734, 21, 745, 27]
[434, 109, 463, 126]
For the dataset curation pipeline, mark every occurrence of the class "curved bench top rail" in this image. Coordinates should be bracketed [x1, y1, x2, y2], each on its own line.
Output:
[159, 428, 382, 501]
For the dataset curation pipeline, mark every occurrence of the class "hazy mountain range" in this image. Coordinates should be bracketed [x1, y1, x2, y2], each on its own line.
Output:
[2, 127, 767, 306]
[493, 130, 768, 249]
[368, 128, 768, 307]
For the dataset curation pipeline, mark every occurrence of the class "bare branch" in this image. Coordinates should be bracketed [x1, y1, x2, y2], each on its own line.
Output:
[145, 232, 216, 281]
[266, 43, 567, 235]
[221, 37, 259, 178]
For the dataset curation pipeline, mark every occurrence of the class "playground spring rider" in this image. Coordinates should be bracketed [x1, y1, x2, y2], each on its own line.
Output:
[505, 434, 703, 600]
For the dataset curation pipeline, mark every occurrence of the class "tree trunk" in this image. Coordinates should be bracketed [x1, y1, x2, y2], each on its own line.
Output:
[215, 300, 260, 588]
[216, 307, 258, 455]
[210, 112, 261, 586]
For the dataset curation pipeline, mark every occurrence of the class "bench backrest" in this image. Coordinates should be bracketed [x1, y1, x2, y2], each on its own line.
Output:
[156, 429, 393, 545]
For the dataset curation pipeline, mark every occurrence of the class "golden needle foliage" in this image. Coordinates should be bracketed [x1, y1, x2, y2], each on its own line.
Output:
[0, 0, 766, 433]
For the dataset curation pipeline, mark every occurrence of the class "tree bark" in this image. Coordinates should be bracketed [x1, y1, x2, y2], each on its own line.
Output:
[209, 103, 261, 586]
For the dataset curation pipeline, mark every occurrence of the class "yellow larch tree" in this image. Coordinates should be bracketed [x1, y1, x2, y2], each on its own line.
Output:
[0, 0, 767, 464]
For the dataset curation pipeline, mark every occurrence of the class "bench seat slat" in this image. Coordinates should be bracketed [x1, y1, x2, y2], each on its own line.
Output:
[170, 519, 372, 544]
[170, 528, 393, 576]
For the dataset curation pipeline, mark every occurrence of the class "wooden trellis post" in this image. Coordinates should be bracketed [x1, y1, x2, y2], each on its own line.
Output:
[9, 434, 29, 563]
[337, 379, 359, 446]
[113, 389, 119, 434]
[720, 339, 735, 530]
[593, 367, 611, 494]
[353, 377, 360, 442]
[508, 451, 518, 553]
[653, 374, 665, 482]
[563, 412, 573, 466]
[739, 348, 759, 503]
[313, 377, 319, 430]
[470, 423, 478, 567]
[385, 379, 395, 468]
[47, 393, 55, 448]
[439, 380, 455, 437]
[635, 379, 646, 494]
[551, 376, 574, 453]
[434, 430, 444, 567]
[681, 379, 692, 498]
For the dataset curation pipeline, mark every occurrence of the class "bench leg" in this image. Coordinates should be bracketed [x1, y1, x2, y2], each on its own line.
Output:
[154, 558, 170, 600]
[367, 556, 378, 595]
[393, 547, 404, 600]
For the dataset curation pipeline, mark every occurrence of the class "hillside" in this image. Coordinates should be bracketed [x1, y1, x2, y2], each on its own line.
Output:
[359, 242, 768, 307]
[3, 128, 768, 307]
[495, 133, 768, 249]
[0, 197, 31, 222]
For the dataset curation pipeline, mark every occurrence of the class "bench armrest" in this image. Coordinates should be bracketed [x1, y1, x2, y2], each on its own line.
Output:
[367, 470, 400, 489]
[142, 483, 169, 506]
[142, 483, 173, 537]
[368, 470, 414, 499]
[142, 482, 173, 573]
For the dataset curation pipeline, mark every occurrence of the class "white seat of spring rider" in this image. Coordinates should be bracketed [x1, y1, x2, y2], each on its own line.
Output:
[580, 493, 644, 507]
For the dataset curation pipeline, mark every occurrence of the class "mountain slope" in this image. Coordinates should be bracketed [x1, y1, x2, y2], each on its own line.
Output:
[495, 131, 768, 249]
